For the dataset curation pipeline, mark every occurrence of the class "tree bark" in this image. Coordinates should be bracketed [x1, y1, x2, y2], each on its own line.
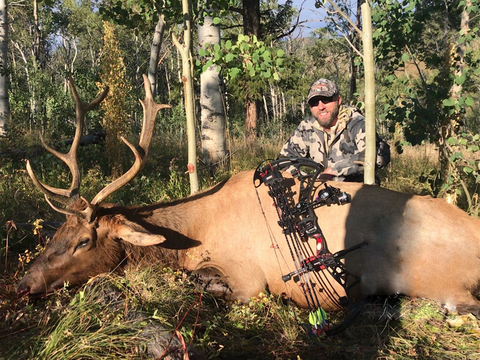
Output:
[33, 0, 41, 65]
[244, 99, 257, 140]
[439, 0, 470, 204]
[198, 14, 227, 171]
[361, 2, 376, 185]
[263, 94, 269, 123]
[172, 0, 199, 194]
[242, 0, 261, 139]
[0, 0, 8, 135]
[348, 0, 362, 102]
[148, 15, 167, 97]
[242, 0, 260, 38]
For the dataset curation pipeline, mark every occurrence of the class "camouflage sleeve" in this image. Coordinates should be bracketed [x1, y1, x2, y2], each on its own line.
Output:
[279, 121, 312, 159]
[330, 114, 366, 177]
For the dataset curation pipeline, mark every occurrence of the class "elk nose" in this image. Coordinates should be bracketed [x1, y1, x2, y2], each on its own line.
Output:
[16, 281, 31, 297]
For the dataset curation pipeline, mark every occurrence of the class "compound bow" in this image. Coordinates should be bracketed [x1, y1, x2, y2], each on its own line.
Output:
[253, 157, 365, 335]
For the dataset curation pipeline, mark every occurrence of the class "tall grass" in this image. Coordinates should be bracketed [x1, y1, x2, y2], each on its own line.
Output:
[382, 143, 439, 195]
[4, 266, 479, 359]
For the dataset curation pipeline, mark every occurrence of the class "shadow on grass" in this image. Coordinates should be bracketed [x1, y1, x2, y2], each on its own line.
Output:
[2, 263, 479, 360]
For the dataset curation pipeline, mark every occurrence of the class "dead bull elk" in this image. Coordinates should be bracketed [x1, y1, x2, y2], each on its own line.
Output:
[17, 77, 480, 320]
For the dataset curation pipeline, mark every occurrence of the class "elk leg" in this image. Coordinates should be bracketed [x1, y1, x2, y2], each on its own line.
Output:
[455, 300, 480, 317]
[193, 267, 233, 300]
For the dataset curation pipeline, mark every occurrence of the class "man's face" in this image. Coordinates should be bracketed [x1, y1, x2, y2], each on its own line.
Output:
[308, 95, 342, 129]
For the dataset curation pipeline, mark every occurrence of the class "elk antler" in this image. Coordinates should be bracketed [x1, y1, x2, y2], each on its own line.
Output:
[26, 77, 109, 218]
[89, 75, 172, 208]
[27, 74, 171, 222]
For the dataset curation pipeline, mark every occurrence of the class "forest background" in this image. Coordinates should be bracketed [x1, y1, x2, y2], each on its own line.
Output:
[0, 1, 480, 358]
[0, 0, 478, 211]
[0, 0, 479, 211]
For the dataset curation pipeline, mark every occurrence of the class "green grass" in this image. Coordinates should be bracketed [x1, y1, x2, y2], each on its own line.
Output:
[1, 137, 480, 359]
[380, 144, 438, 195]
[3, 266, 479, 359]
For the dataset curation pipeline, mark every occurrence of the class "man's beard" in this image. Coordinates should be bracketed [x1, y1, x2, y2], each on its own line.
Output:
[315, 105, 340, 129]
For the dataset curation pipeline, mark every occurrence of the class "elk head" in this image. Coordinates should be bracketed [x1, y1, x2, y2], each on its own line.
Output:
[16, 75, 171, 297]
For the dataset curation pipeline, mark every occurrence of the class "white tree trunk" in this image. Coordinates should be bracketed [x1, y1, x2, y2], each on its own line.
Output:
[361, 2, 376, 185]
[148, 16, 167, 96]
[198, 14, 226, 169]
[172, 0, 199, 194]
[0, 0, 8, 135]
[270, 86, 276, 122]
[263, 94, 269, 123]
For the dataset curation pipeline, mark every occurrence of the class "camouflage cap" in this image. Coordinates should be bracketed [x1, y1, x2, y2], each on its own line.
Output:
[307, 79, 339, 101]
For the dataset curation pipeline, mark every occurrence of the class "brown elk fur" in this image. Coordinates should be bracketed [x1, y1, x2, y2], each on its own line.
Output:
[17, 170, 480, 316]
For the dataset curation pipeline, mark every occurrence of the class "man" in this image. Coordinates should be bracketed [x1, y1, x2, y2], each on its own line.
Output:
[280, 78, 389, 182]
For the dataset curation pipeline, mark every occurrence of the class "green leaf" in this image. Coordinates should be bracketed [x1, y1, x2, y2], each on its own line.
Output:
[262, 50, 271, 60]
[225, 53, 236, 62]
[442, 98, 455, 107]
[198, 48, 208, 57]
[386, 75, 396, 82]
[229, 67, 240, 79]
[446, 137, 459, 145]
[240, 42, 250, 51]
[401, 53, 410, 62]
[449, 152, 464, 162]
[405, 1, 415, 11]
[455, 73, 466, 85]
[212, 17, 221, 25]
[465, 95, 474, 106]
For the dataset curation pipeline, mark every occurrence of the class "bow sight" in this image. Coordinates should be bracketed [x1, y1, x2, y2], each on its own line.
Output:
[254, 157, 365, 335]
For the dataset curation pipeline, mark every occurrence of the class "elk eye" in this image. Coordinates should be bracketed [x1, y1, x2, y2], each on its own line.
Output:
[74, 238, 90, 252]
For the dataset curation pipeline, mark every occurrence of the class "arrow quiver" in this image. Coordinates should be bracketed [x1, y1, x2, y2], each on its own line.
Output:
[253, 157, 364, 335]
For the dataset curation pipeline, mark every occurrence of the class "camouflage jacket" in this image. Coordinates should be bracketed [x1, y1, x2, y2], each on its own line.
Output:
[279, 105, 366, 181]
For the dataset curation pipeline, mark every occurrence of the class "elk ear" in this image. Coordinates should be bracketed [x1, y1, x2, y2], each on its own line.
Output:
[114, 224, 167, 246]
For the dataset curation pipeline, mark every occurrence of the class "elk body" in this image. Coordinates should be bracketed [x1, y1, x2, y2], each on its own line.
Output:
[17, 77, 480, 318]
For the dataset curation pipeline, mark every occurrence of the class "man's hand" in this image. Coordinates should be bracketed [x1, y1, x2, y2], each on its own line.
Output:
[319, 167, 335, 181]
[322, 167, 334, 175]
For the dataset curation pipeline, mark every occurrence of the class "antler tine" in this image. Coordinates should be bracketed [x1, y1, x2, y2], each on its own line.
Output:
[26, 77, 109, 213]
[89, 75, 171, 208]
[66, 77, 109, 192]
[44, 195, 94, 220]
[26, 159, 74, 204]
[90, 136, 144, 206]
[138, 74, 172, 162]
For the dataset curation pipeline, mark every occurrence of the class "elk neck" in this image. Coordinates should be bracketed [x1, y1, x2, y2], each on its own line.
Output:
[97, 179, 229, 251]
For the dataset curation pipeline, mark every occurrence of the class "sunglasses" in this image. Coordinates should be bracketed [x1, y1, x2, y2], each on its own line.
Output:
[308, 96, 336, 107]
